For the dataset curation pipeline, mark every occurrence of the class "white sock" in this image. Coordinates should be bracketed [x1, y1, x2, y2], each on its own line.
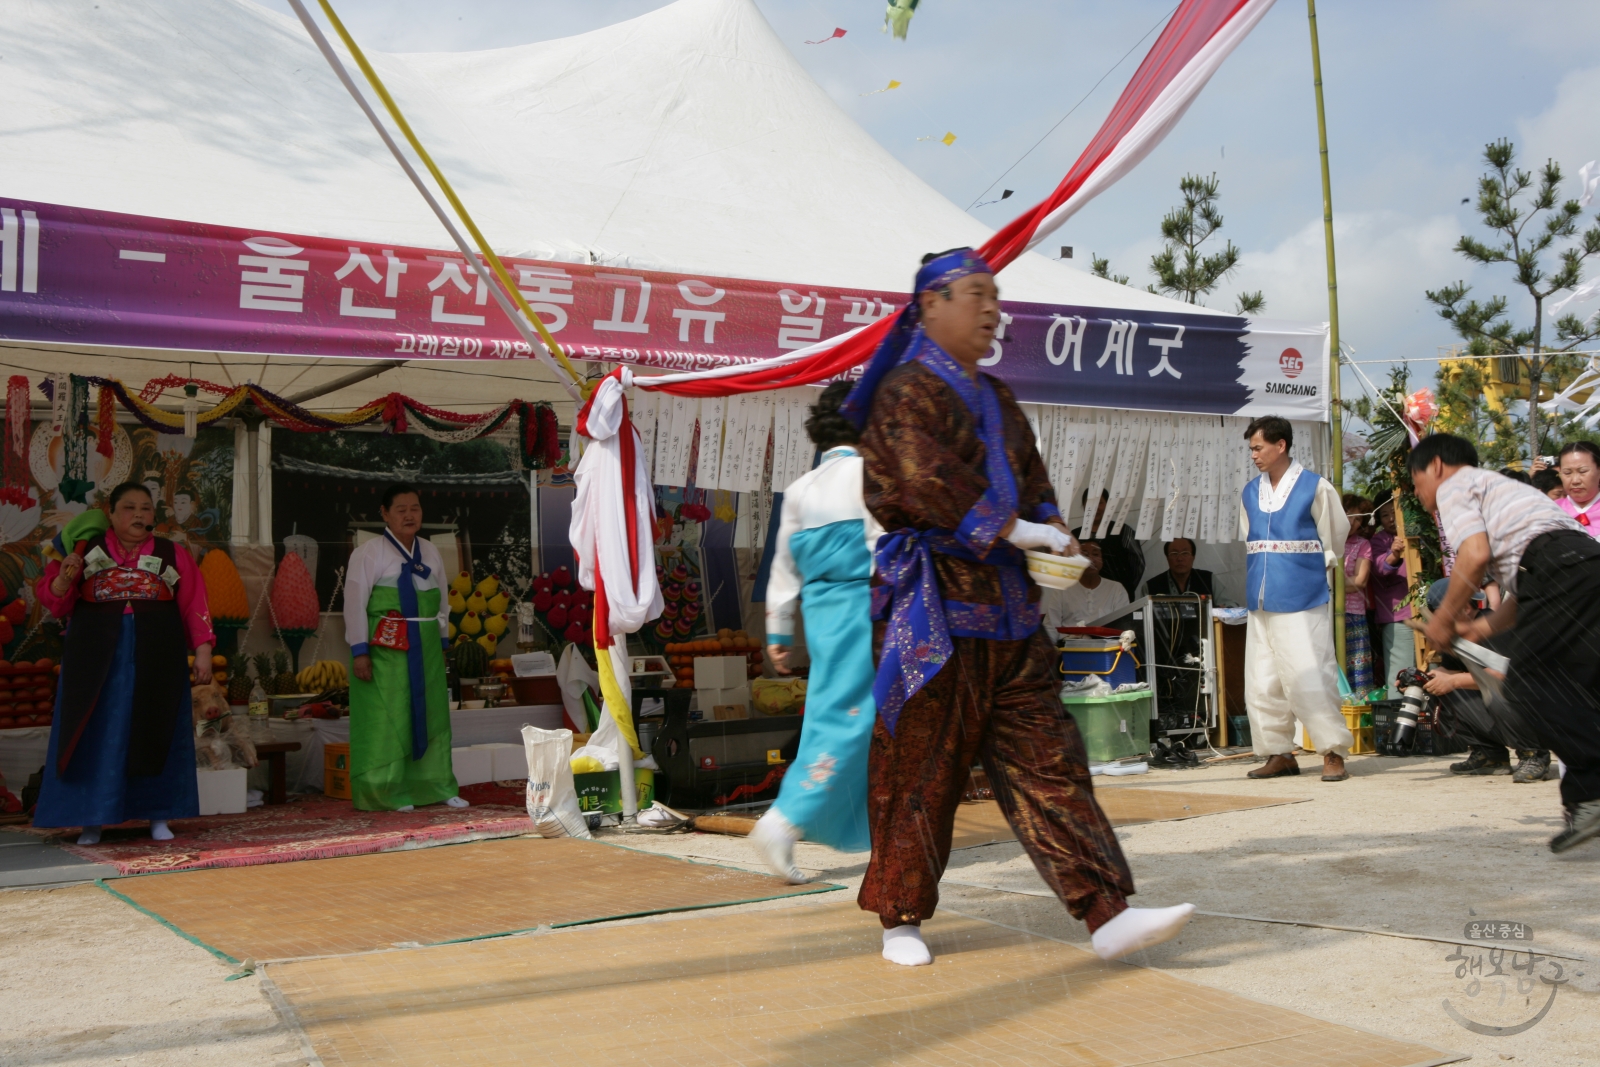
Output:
[150, 820, 174, 842]
[1091, 904, 1196, 961]
[445, 796, 470, 808]
[749, 809, 805, 883]
[882, 925, 932, 966]
[77, 826, 101, 846]
[396, 805, 415, 812]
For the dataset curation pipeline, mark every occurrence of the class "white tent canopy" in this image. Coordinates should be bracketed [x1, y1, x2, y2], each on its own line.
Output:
[0, 0, 1226, 413]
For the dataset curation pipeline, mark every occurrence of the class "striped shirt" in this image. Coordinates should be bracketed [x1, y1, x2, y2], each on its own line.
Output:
[1434, 466, 1582, 595]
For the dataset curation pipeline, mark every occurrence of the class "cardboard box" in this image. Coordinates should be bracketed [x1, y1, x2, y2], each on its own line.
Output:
[196, 767, 247, 815]
[474, 742, 528, 782]
[693, 655, 746, 689]
[572, 768, 656, 814]
[696, 683, 751, 715]
[451, 745, 494, 787]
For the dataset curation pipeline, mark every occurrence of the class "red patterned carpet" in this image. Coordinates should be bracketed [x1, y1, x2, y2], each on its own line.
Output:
[30, 796, 532, 876]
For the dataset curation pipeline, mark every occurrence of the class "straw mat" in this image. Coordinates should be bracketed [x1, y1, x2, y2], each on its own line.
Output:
[951, 788, 1309, 848]
[266, 900, 1460, 1067]
[104, 835, 836, 962]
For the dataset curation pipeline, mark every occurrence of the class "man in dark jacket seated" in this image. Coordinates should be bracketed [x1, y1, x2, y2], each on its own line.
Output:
[1145, 538, 1214, 598]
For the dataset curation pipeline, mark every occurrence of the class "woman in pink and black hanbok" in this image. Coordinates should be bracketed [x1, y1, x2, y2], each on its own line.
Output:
[34, 483, 213, 845]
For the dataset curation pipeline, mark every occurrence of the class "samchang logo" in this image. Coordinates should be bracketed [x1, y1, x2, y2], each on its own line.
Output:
[1279, 348, 1304, 379]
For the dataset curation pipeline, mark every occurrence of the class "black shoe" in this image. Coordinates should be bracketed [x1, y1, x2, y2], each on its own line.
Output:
[1449, 746, 1511, 776]
[1550, 800, 1600, 853]
[1512, 750, 1551, 784]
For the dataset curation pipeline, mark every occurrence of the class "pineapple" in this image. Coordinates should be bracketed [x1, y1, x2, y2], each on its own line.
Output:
[251, 654, 274, 694]
[272, 651, 297, 695]
[226, 657, 253, 706]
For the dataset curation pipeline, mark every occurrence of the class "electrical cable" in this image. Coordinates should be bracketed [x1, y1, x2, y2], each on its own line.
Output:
[965, 6, 1177, 211]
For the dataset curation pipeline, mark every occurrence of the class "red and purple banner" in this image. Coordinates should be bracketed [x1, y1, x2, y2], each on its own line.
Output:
[0, 197, 1325, 419]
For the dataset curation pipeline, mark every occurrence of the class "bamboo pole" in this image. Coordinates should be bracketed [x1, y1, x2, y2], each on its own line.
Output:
[1308, 0, 1346, 670]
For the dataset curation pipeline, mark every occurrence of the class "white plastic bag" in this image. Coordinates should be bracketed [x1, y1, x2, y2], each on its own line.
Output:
[522, 725, 591, 839]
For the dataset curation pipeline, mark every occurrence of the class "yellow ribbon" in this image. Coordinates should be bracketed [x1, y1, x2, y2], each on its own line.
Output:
[594, 641, 645, 760]
[317, 0, 589, 399]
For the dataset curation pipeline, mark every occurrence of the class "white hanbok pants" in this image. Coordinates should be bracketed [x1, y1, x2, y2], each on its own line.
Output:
[1245, 605, 1353, 757]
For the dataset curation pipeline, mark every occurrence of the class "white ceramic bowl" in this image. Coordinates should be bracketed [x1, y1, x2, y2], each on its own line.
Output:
[1025, 551, 1088, 590]
[461, 699, 487, 710]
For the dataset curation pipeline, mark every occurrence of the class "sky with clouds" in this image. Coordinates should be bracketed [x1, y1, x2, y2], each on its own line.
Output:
[261, 0, 1600, 409]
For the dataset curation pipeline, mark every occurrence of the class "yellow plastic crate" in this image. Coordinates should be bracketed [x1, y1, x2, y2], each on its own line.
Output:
[1342, 703, 1374, 755]
[324, 742, 352, 799]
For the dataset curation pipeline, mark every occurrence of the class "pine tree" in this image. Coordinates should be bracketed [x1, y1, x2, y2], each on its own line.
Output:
[1148, 173, 1266, 314]
[1432, 359, 1522, 468]
[1425, 139, 1600, 462]
[1091, 255, 1129, 286]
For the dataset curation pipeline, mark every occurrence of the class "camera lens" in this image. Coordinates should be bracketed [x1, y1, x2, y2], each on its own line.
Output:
[1392, 685, 1425, 753]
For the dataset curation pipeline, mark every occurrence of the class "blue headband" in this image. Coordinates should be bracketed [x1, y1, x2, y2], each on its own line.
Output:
[913, 249, 993, 296]
[839, 248, 993, 428]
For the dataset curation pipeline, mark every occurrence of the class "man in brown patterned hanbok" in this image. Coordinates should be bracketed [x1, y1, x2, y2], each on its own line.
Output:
[841, 248, 1195, 966]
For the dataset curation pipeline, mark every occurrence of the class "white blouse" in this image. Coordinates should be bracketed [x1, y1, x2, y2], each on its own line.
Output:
[343, 533, 452, 653]
[765, 447, 883, 643]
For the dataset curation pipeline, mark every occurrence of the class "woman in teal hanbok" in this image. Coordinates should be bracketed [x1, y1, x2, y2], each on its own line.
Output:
[751, 383, 883, 881]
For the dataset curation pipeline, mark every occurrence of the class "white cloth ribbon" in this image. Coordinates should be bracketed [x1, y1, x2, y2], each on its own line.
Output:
[570, 370, 664, 640]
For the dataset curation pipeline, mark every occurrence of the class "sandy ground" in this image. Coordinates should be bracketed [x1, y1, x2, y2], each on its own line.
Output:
[2, 752, 1596, 1065]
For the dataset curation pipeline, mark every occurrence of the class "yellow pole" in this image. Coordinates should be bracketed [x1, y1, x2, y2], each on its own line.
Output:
[317, 0, 588, 395]
[1308, 0, 1346, 674]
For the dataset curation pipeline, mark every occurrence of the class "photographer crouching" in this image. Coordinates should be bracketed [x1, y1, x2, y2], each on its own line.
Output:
[1416, 580, 1550, 782]
[1411, 433, 1600, 854]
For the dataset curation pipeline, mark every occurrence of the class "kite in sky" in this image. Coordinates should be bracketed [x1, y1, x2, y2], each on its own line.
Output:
[884, 0, 919, 40]
[917, 132, 957, 146]
[805, 27, 846, 44]
[860, 79, 902, 96]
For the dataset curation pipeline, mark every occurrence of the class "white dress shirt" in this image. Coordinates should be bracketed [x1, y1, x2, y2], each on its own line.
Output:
[1040, 576, 1132, 634]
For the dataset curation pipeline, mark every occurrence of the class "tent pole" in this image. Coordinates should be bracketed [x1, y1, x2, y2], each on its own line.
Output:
[1308, 0, 1346, 676]
[283, 359, 407, 406]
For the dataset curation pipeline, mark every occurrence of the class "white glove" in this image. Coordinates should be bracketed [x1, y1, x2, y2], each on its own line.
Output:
[1006, 519, 1072, 554]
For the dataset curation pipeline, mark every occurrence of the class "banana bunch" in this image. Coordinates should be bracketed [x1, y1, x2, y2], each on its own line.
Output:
[296, 659, 349, 693]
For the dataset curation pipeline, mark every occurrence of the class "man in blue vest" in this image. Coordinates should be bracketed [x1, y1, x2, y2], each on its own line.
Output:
[1239, 416, 1354, 782]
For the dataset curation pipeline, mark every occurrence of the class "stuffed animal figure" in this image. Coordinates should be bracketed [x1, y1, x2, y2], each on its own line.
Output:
[192, 682, 258, 770]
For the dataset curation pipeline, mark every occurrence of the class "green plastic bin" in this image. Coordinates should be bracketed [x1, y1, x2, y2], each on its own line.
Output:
[1061, 689, 1152, 764]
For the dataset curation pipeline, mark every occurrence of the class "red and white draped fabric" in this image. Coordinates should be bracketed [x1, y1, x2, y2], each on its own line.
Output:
[576, 0, 1276, 758]
[638, 0, 1277, 398]
[569, 368, 662, 762]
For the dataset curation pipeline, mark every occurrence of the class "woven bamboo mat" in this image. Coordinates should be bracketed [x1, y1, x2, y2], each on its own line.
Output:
[951, 788, 1309, 849]
[104, 836, 836, 962]
[266, 900, 1459, 1067]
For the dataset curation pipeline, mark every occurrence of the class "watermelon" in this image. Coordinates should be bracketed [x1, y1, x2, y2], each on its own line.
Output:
[452, 640, 489, 679]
